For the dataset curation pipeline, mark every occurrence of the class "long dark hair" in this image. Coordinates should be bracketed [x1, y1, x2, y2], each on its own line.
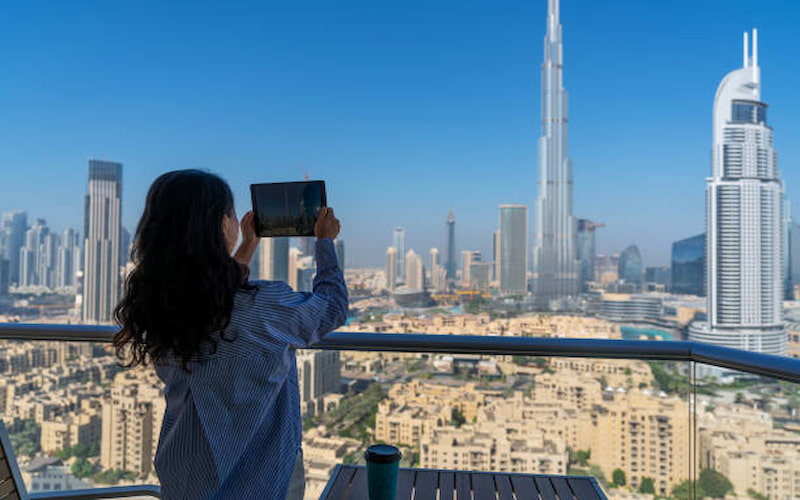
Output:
[114, 169, 251, 369]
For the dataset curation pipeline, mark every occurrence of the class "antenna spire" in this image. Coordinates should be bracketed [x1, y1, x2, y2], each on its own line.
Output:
[752, 28, 758, 68]
[743, 31, 749, 67]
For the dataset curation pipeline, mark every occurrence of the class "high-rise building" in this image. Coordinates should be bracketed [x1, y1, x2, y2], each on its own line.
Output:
[644, 267, 670, 287]
[690, 30, 786, 356]
[499, 205, 528, 294]
[297, 350, 341, 417]
[19, 219, 50, 288]
[392, 228, 405, 284]
[445, 210, 456, 282]
[429, 248, 443, 291]
[0, 259, 9, 295]
[405, 250, 424, 291]
[461, 250, 480, 287]
[257, 238, 290, 282]
[56, 229, 80, 288]
[577, 220, 603, 291]
[469, 262, 491, 292]
[334, 239, 345, 272]
[671, 234, 705, 297]
[83, 160, 122, 324]
[1, 211, 27, 286]
[492, 230, 501, 283]
[532, 0, 580, 307]
[386, 247, 398, 291]
[785, 219, 800, 300]
[618, 245, 643, 290]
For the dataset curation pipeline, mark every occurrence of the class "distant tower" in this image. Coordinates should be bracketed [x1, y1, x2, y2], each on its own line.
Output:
[492, 230, 501, 283]
[392, 228, 405, 284]
[532, 0, 580, 307]
[83, 160, 122, 324]
[499, 204, 528, 294]
[461, 250, 480, 287]
[405, 250, 424, 291]
[671, 234, 705, 296]
[577, 219, 603, 291]
[386, 247, 398, 291]
[444, 210, 456, 281]
[1, 211, 27, 286]
[618, 245, 643, 290]
[429, 248, 442, 291]
[334, 239, 345, 272]
[258, 238, 290, 282]
[690, 29, 786, 356]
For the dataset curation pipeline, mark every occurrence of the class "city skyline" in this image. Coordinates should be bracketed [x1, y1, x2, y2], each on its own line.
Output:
[0, 1, 799, 268]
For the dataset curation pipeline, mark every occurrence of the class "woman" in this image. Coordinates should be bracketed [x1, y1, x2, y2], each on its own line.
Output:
[114, 169, 347, 499]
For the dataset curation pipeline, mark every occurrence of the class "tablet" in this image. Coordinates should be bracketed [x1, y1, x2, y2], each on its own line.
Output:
[250, 180, 327, 237]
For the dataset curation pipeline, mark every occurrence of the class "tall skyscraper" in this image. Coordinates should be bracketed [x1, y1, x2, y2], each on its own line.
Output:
[499, 205, 528, 294]
[334, 239, 345, 272]
[429, 248, 443, 291]
[297, 350, 341, 416]
[577, 219, 603, 291]
[671, 234, 705, 297]
[386, 247, 398, 291]
[19, 219, 49, 287]
[461, 250, 480, 287]
[257, 238, 290, 282]
[445, 210, 456, 282]
[618, 245, 643, 290]
[1, 211, 27, 286]
[0, 259, 9, 295]
[492, 230, 501, 283]
[532, 0, 580, 307]
[56, 229, 80, 288]
[785, 218, 800, 300]
[392, 227, 405, 284]
[690, 30, 786, 356]
[82, 160, 122, 324]
[405, 250, 424, 291]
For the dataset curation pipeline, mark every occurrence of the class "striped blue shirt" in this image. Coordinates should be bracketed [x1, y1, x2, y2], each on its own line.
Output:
[154, 238, 348, 499]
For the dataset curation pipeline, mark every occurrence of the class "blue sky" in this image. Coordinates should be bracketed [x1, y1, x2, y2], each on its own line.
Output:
[0, 0, 798, 267]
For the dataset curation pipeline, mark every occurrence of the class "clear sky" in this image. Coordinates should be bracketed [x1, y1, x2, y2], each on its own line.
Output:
[0, 0, 798, 268]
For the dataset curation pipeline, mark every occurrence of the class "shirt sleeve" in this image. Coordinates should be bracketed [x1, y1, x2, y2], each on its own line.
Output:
[261, 238, 348, 348]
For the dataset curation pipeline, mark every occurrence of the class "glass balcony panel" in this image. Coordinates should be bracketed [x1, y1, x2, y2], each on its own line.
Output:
[691, 364, 800, 500]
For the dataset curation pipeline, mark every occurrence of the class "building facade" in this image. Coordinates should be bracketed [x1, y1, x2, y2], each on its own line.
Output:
[532, 0, 581, 307]
[618, 245, 643, 290]
[392, 227, 405, 285]
[690, 30, 786, 356]
[1, 210, 27, 286]
[257, 237, 290, 282]
[82, 160, 122, 324]
[445, 211, 456, 282]
[577, 219, 602, 292]
[499, 205, 528, 295]
[671, 234, 705, 296]
[386, 247, 397, 291]
[404, 250, 423, 291]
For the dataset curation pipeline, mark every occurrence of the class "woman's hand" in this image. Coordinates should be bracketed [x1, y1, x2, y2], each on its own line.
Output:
[315, 207, 341, 240]
[239, 211, 258, 248]
[233, 211, 259, 268]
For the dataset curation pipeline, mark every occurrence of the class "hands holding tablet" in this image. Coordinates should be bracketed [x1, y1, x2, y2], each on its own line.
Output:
[314, 207, 340, 240]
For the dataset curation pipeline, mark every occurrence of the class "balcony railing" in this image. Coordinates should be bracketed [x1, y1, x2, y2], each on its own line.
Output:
[2, 321, 800, 499]
[1, 322, 798, 383]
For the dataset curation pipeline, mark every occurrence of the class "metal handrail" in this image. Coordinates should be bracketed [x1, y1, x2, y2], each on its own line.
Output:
[1, 322, 800, 383]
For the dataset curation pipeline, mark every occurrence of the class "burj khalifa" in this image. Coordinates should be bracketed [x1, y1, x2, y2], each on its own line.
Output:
[532, 0, 580, 308]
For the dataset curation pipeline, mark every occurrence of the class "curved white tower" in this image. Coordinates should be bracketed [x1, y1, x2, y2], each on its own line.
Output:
[532, 0, 581, 307]
[690, 29, 786, 356]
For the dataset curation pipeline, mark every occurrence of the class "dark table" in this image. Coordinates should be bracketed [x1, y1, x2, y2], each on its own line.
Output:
[319, 465, 608, 499]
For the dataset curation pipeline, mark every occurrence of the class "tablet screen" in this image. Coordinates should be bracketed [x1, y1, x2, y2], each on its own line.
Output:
[250, 181, 327, 237]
